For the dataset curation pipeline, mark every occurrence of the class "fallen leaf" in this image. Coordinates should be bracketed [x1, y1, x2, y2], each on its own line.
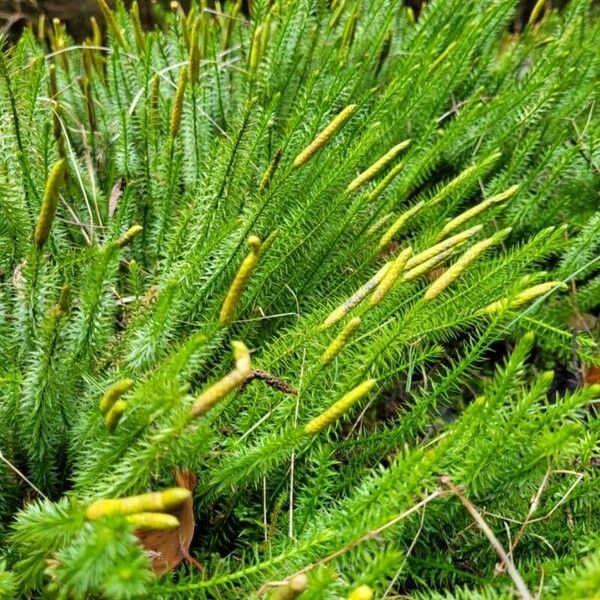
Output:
[567, 312, 597, 332]
[583, 364, 600, 386]
[135, 469, 202, 576]
[108, 177, 125, 218]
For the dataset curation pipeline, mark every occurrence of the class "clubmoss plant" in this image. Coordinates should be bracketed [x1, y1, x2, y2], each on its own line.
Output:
[0, 0, 598, 598]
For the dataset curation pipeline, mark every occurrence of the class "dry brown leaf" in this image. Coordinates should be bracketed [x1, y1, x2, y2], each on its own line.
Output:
[567, 312, 597, 332]
[583, 364, 600, 386]
[108, 177, 125, 218]
[135, 469, 202, 576]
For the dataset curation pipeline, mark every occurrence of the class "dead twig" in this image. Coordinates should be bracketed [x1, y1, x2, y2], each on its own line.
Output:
[242, 370, 298, 396]
[496, 465, 551, 575]
[258, 488, 445, 596]
[440, 476, 534, 600]
[0, 448, 48, 501]
[383, 503, 428, 598]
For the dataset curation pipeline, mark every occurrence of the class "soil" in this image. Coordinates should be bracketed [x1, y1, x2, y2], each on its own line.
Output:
[1, 0, 574, 41]
[1, 1, 190, 40]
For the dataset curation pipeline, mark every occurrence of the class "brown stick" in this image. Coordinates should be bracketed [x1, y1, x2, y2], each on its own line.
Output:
[241, 370, 298, 396]
[440, 476, 534, 600]
[257, 489, 444, 595]
[497, 466, 551, 575]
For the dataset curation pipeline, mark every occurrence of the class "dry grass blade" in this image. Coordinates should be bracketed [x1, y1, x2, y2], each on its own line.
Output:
[440, 476, 534, 600]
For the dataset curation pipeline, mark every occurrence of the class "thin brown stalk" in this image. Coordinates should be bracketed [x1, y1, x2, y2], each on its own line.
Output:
[440, 476, 534, 600]
[0, 448, 48, 501]
[259, 489, 444, 595]
[496, 466, 551, 574]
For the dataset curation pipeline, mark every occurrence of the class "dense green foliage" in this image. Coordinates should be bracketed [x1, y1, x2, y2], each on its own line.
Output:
[0, 0, 599, 597]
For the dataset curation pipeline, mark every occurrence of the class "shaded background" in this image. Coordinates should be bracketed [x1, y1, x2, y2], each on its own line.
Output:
[0, 0, 190, 39]
[0, 0, 573, 41]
